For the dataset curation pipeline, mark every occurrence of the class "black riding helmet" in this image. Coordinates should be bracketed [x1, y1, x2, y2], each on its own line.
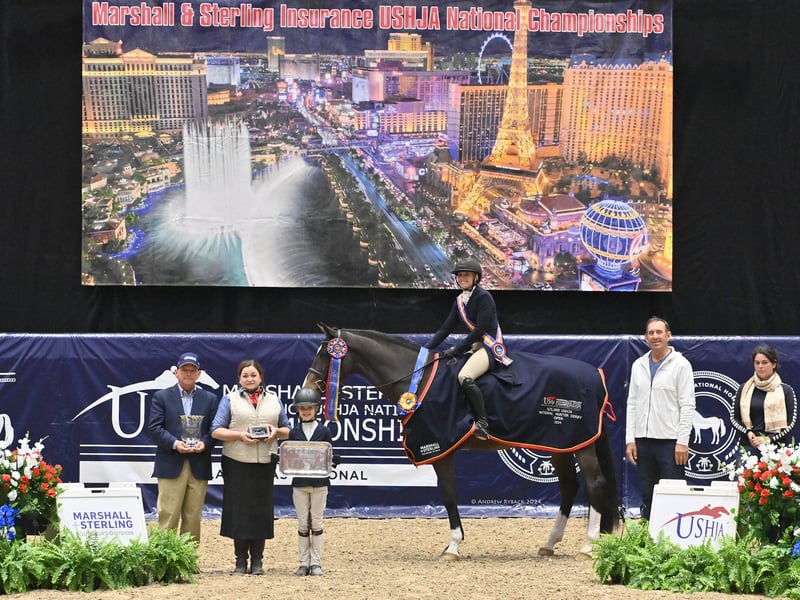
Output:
[451, 257, 482, 284]
[292, 387, 322, 408]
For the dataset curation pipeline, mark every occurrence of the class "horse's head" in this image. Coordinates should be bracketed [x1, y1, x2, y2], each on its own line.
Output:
[302, 322, 345, 393]
[301, 322, 423, 402]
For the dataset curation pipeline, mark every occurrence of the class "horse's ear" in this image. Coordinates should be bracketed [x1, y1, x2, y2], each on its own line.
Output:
[317, 322, 336, 337]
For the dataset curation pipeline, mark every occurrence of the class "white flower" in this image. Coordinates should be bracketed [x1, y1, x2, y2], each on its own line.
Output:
[7, 490, 17, 502]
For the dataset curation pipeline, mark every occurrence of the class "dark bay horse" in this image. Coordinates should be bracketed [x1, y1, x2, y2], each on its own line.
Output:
[303, 323, 619, 559]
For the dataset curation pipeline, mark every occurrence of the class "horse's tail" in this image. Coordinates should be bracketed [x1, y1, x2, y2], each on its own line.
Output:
[594, 422, 620, 533]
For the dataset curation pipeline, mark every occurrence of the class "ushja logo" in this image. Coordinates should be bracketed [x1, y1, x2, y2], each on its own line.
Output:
[71, 368, 220, 438]
[659, 504, 732, 540]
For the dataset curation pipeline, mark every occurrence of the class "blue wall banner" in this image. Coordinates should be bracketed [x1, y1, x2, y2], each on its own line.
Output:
[1, 333, 798, 518]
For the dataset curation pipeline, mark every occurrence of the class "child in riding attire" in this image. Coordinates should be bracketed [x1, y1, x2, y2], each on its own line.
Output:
[288, 388, 333, 577]
[424, 257, 512, 440]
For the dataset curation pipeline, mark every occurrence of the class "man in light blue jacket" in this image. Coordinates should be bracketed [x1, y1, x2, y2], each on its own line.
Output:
[625, 317, 695, 520]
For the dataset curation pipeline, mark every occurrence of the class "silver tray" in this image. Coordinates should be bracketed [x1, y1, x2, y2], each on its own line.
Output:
[279, 441, 333, 476]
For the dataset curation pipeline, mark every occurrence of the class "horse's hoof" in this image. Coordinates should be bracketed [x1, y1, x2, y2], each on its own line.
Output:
[440, 551, 460, 561]
[537, 547, 554, 556]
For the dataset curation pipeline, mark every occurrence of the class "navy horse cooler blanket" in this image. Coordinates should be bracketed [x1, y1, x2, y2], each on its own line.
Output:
[401, 352, 612, 465]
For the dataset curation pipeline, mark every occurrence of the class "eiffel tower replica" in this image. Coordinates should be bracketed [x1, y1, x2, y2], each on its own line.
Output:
[457, 0, 541, 217]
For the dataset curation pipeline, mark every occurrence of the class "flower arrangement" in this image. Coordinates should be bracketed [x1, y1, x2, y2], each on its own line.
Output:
[0, 434, 63, 541]
[731, 439, 800, 544]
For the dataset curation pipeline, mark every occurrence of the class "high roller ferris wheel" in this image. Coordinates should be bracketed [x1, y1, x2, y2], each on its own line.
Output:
[477, 32, 513, 85]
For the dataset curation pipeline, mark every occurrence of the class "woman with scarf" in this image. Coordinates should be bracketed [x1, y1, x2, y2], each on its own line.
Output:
[424, 257, 512, 441]
[211, 359, 290, 575]
[732, 344, 798, 457]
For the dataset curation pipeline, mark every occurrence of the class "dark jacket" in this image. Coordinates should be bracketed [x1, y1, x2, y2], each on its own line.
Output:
[425, 286, 501, 358]
[148, 384, 219, 480]
[732, 382, 798, 448]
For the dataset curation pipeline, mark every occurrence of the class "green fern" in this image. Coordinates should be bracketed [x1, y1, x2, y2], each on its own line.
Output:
[593, 519, 800, 598]
[0, 526, 198, 593]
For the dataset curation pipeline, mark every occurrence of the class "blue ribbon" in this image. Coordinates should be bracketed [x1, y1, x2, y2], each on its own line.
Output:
[398, 348, 429, 416]
[325, 337, 348, 422]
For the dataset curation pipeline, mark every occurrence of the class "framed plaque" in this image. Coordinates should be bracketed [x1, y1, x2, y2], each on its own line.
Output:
[248, 425, 270, 439]
[279, 441, 333, 477]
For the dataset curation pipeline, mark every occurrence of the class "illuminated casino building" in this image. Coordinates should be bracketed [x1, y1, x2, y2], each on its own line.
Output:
[196, 54, 241, 87]
[82, 39, 208, 138]
[561, 54, 673, 196]
[446, 83, 563, 163]
[363, 33, 434, 70]
[266, 36, 285, 73]
[353, 99, 446, 137]
[279, 54, 321, 82]
[351, 66, 469, 112]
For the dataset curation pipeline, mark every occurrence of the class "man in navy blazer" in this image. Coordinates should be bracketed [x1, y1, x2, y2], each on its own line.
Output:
[148, 352, 219, 542]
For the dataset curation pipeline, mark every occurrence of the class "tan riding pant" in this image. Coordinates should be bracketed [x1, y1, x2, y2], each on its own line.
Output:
[457, 344, 491, 385]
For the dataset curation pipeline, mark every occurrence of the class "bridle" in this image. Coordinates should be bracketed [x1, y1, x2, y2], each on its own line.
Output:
[305, 335, 440, 395]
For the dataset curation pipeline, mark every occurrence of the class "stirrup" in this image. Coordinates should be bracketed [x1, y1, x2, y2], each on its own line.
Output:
[473, 419, 490, 440]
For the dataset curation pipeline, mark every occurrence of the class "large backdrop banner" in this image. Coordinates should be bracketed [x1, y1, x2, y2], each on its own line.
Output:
[81, 0, 673, 291]
[2, 333, 796, 519]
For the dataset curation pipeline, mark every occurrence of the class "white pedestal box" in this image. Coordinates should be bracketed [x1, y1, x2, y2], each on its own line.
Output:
[648, 479, 739, 548]
[57, 482, 148, 545]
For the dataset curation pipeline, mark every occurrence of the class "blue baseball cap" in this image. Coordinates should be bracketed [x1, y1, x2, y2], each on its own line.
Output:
[177, 352, 201, 369]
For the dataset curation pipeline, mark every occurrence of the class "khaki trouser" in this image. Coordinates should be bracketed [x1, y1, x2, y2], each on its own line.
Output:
[156, 460, 208, 542]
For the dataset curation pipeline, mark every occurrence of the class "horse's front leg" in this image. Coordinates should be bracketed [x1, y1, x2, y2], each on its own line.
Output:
[433, 456, 463, 561]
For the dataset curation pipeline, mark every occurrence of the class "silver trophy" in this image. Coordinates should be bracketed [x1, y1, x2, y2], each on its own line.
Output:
[180, 415, 204, 448]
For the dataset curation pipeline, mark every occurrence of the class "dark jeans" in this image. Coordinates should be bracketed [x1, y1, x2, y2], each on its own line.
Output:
[636, 438, 685, 520]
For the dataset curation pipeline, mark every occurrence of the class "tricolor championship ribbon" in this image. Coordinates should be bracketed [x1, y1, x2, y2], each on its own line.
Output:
[397, 347, 429, 416]
[456, 295, 513, 366]
[324, 337, 348, 422]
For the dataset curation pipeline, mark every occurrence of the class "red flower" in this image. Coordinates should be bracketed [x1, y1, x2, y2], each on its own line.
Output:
[1, 474, 10, 483]
[761, 489, 770, 498]
[759, 497, 768, 505]
[784, 490, 795, 498]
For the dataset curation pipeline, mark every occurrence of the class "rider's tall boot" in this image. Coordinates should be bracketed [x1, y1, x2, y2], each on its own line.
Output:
[460, 377, 490, 440]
